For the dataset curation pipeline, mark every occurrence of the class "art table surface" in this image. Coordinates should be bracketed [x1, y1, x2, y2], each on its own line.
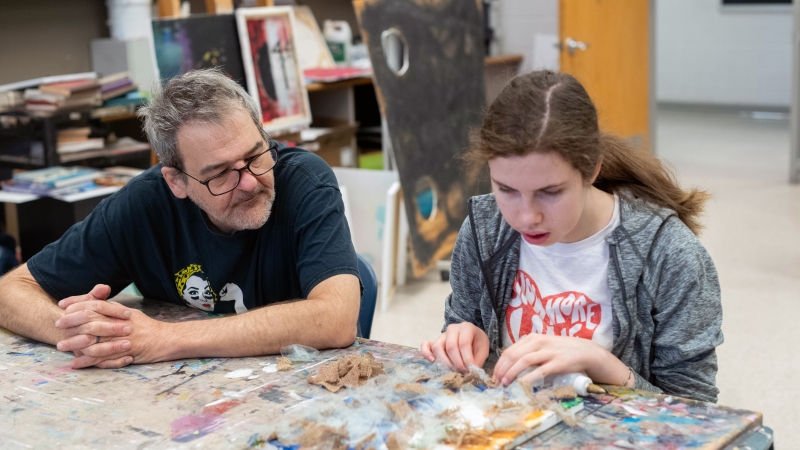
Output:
[0, 297, 762, 449]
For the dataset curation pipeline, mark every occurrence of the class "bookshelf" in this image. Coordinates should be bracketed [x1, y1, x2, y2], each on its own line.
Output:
[0, 108, 151, 174]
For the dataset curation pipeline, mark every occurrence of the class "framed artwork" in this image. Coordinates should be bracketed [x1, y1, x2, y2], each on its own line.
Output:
[236, 7, 311, 135]
[152, 14, 247, 89]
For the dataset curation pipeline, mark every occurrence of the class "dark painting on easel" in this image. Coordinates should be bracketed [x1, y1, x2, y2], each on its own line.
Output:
[152, 14, 247, 89]
[354, 0, 486, 276]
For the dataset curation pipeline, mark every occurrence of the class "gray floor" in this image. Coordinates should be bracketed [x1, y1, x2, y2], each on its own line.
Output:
[371, 105, 799, 445]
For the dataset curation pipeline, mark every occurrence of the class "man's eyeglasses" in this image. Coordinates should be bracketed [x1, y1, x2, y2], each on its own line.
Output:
[178, 144, 278, 196]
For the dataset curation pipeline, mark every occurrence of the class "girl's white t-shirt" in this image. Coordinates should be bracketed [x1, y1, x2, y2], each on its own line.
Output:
[501, 194, 620, 351]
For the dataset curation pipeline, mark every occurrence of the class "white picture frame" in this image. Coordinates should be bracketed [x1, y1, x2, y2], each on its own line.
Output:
[235, 7, 312, 135]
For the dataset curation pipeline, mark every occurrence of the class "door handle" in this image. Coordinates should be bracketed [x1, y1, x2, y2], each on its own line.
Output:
[563, 37, 589, 55]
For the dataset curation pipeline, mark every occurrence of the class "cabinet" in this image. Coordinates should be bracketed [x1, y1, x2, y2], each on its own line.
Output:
[1, 189, 118, 262]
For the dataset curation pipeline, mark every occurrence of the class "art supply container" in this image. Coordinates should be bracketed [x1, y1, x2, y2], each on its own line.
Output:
[106, 0, 152, 41]
[324, 20, 353, 66]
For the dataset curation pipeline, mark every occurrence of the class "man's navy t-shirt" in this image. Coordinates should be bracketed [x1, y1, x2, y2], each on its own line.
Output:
[28, 145, 359, 314]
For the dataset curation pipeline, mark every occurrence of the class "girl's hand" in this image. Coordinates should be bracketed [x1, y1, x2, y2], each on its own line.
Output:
[492, 334, 606, 386]
[421, 322, 490, 373]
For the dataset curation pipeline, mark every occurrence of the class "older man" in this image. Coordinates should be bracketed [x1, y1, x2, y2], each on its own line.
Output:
[0, 69, 360, 369]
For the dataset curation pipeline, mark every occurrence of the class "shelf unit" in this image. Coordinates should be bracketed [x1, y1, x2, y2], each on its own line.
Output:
[0, 108, 152, 174]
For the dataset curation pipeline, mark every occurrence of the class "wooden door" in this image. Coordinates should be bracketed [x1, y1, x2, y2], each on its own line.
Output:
[560, 0, 650, 149]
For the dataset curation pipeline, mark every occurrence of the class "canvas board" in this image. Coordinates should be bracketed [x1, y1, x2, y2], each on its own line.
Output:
[332, 167, 399, 284]
[236, 7, 312, 135]
[151, 14, 247, 89]
[293, 6, 336, 71]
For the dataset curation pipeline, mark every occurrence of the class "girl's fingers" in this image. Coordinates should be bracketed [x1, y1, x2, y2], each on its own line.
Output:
[493, 345, 534, 385]
[519, 365, 547, 385]
[420, 341, 435, 361]
[445, 329, 467, 372]
[492, 351, 515, 383]
[458, 329, 477, 368]
[431, 337, 455, 370]
[473, 333, 490, 367]
[493, 336, 544, 383]
[502, 352, 551, 386]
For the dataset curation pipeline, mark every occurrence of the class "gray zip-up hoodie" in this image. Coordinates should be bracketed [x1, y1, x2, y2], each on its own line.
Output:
[443, 192, 723, 403]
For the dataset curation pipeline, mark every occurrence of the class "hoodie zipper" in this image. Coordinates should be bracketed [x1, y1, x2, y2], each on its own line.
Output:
[609, 241, 633, 356]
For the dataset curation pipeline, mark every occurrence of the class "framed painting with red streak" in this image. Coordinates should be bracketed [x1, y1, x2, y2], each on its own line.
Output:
[235, 7, 311, 135]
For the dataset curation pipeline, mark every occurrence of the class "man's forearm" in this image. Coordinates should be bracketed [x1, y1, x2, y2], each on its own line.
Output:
[162, 275, 361, 361]
[0, 264, 64, 345]
[164, 297, 357, 360]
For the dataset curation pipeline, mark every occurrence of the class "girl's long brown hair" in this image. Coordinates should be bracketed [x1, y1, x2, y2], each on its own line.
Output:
[465, 70, 709, 235]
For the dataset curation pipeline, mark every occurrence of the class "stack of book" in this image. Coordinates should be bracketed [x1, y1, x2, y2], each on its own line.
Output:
[3, 166, 103, 197]
[58, 136, 150, 164]
[92, 91, 148, 119]
[93, 166, 145, 186]
[0, 91, 23, 112]
[56, 127, 104, 154]
[303, 67, 372, 83]
[24, 77, 102, 115]
[99, 72, 137, 101]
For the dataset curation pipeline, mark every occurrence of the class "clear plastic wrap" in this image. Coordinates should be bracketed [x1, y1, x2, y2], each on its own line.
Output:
[280, 344, 320, 362]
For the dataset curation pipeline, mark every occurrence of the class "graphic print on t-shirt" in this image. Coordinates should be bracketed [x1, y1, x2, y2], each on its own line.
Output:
[219, 282, 248, 314]
[174, 264, 247, 313]
[506, 269, 601, 344]
[175, 264, 218, 311]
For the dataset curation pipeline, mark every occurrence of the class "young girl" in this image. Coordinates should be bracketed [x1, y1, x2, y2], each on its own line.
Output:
[421, 70, 723, 403]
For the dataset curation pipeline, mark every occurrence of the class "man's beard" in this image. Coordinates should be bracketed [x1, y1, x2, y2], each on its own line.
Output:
[189, 183, 276, 233]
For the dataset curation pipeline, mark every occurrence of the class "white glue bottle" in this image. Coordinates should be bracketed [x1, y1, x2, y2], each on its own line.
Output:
[324, 20, 352, 66]
[517, 368, 593, 396]
[551, 373, 592, 396]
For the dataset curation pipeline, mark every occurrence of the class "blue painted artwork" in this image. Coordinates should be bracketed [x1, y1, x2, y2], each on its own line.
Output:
[152, 15, 247, 88]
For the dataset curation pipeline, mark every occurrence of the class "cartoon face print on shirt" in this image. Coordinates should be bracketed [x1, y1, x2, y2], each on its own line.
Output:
[506, 270, 601, 344]
[219, 283, 247, 314]
[175, 264, 218, 311]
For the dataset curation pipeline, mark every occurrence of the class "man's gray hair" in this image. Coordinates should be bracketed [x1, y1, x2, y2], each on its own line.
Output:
[138, 68, 268, 171]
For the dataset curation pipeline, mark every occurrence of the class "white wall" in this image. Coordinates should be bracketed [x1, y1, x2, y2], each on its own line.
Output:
[657, 0, 793, 108]
[495, 0, 559, 72]
[496, 0, 791, 108]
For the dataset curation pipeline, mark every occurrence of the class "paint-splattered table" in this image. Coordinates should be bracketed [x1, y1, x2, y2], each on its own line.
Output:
[0, 297, 769, 449]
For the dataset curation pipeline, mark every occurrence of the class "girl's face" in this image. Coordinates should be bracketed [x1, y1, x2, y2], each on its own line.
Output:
[488, 151, 592, 246]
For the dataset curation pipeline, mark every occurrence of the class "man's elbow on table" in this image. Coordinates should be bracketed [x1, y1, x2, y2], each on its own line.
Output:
[331, 321, 358, 349]
[309, 273, 360, 349]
